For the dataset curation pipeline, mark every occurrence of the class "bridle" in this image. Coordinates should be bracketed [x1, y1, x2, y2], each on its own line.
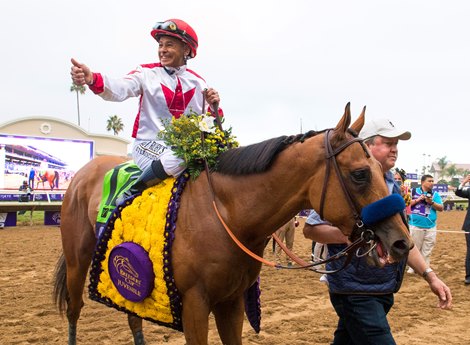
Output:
[202, 98, 377, 273]
[275, 128, 378, 273]
[319, 129, 368, 224]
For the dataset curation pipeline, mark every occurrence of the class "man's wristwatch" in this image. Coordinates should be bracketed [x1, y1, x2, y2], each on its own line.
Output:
[422, 267, 433, 279]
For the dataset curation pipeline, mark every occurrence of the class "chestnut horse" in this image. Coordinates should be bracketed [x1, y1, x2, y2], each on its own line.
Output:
[37, 169, 59, 190]
[53, 104, 412, 345]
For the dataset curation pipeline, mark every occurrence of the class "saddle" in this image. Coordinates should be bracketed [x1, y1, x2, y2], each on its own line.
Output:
[95, 161, 141, 236]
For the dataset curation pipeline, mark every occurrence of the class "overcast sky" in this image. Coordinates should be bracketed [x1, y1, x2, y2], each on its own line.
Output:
[1, 0, 468, 175]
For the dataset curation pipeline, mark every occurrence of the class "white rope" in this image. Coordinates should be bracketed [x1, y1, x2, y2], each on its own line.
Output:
[411, 228, 469, 234]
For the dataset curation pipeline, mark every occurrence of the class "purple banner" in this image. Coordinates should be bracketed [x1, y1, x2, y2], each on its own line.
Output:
[434, 184, 448, 193]
[44, 211, 61, 226]
[0, 193, 64, 202]
[0, 212, 17, 227]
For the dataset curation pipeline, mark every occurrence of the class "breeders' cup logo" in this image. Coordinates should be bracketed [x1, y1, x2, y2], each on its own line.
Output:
[108, 243, 155, 302]
[112, 255, 142, 297]
[52, 212, 61, 225]
[0, 213, 6, 228]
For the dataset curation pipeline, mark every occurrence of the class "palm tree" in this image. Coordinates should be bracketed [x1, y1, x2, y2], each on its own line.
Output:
[106, 115, 124, 135]
[70, 83, 86, 126]
[436, 156, 448, 180]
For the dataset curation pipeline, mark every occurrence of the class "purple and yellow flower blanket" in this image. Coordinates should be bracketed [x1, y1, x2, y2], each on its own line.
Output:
[89, 172, 261, 333]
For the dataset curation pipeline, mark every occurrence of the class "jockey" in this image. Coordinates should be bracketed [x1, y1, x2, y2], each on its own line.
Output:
[70, 19, 221, 202]
[39, 159, 48, 176]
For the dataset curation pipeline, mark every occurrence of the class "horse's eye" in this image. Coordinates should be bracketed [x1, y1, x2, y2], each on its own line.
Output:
[350, 169, 370, 183]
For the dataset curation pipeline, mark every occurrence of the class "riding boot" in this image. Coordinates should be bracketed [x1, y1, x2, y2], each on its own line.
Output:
[116, 160, 170, 204]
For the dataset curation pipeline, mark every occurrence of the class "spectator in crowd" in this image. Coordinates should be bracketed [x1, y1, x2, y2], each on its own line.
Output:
[394, 167, 411, 217]
[28, 166, 36, 190]
[18, 180, 32, 202]
[274, 217, 298, 266]
[303, 212, 328, 284]
[408, 174, 444, 273]
[303, 118, 452, 344]
[455, 174, 470, 285]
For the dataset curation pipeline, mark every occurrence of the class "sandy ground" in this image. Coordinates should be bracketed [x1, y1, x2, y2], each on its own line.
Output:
[0, 211, 469, 345]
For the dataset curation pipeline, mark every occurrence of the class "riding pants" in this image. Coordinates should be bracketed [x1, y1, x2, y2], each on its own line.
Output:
[132, 139, 186, 177]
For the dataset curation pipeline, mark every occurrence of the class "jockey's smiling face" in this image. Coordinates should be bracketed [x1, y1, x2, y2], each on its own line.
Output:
[158, 36, 190, 68]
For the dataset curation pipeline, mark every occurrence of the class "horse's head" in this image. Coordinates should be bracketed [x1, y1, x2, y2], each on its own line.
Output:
[308, 103, 412, 267]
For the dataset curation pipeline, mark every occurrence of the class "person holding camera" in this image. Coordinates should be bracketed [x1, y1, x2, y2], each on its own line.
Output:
[408, 174, 444, 273]
[18, 180, 32, 202]
[455, 174, 470, 285]
[274, 217, 299, 266]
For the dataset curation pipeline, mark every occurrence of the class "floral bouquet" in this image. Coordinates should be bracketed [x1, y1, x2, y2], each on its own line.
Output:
[158, 111, 238, 179]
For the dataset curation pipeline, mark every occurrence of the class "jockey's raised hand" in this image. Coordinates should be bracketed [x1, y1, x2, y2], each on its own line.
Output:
[71, 58, 93, 86]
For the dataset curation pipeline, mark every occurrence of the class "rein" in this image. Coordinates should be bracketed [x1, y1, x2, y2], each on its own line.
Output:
[271, 230, 373, 273]
[200, 96, 374, 272]
[202, 128, 378, 273]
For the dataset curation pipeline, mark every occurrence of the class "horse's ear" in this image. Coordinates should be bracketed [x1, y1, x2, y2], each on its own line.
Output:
[350, 106, 366, 134]
[334, 102, 352, 138]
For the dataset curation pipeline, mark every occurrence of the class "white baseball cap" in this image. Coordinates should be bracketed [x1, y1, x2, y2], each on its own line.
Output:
[359, 118, 411, 141]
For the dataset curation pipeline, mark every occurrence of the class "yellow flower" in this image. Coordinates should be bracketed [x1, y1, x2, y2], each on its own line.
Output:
[96, 181, 177, 323]
[157, 110, 238, 179]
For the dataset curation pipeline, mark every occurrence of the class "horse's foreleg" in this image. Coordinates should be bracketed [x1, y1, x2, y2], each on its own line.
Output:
[128, 315, 145, 345]
[182, 289, 211, 345]
[213, 297, 245, 345]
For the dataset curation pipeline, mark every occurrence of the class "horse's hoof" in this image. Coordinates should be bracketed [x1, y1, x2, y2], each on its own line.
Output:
[133, 330, 145, 345]
[68, 324, 77, 345]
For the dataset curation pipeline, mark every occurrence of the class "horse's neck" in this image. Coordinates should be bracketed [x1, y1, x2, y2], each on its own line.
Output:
[213, 163, 312, 237]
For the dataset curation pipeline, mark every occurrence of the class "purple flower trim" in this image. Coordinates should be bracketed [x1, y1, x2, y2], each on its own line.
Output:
[162, 171, 190, 331]
[244, 276, 262, 333]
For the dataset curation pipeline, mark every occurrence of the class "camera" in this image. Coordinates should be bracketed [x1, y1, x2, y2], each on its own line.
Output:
[425, 192, 432, 198]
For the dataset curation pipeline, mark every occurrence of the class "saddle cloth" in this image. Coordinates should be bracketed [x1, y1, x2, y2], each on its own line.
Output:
[89, 173, 188, 331]
[90, 165, 262, 333]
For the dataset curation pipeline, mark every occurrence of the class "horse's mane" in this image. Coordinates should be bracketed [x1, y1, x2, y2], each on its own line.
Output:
[216, 130, 319, 176]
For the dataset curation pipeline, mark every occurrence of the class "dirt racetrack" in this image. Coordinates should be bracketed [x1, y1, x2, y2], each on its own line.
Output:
[1, 211, 469, 345]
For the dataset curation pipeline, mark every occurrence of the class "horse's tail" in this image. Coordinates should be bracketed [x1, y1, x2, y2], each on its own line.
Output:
[52, 253, 68, 316]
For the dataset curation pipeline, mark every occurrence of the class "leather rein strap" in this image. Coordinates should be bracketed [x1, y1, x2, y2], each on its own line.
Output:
[271, 129, 374, 273]
[204, 124, 372, 272]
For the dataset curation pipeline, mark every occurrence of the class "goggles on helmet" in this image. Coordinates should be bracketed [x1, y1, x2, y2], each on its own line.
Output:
[152, 21, 197, 48]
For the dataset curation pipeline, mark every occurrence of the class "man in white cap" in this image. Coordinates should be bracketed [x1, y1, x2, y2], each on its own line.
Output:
[359, 118, 411, 194]
[302, 118, 451, 345]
